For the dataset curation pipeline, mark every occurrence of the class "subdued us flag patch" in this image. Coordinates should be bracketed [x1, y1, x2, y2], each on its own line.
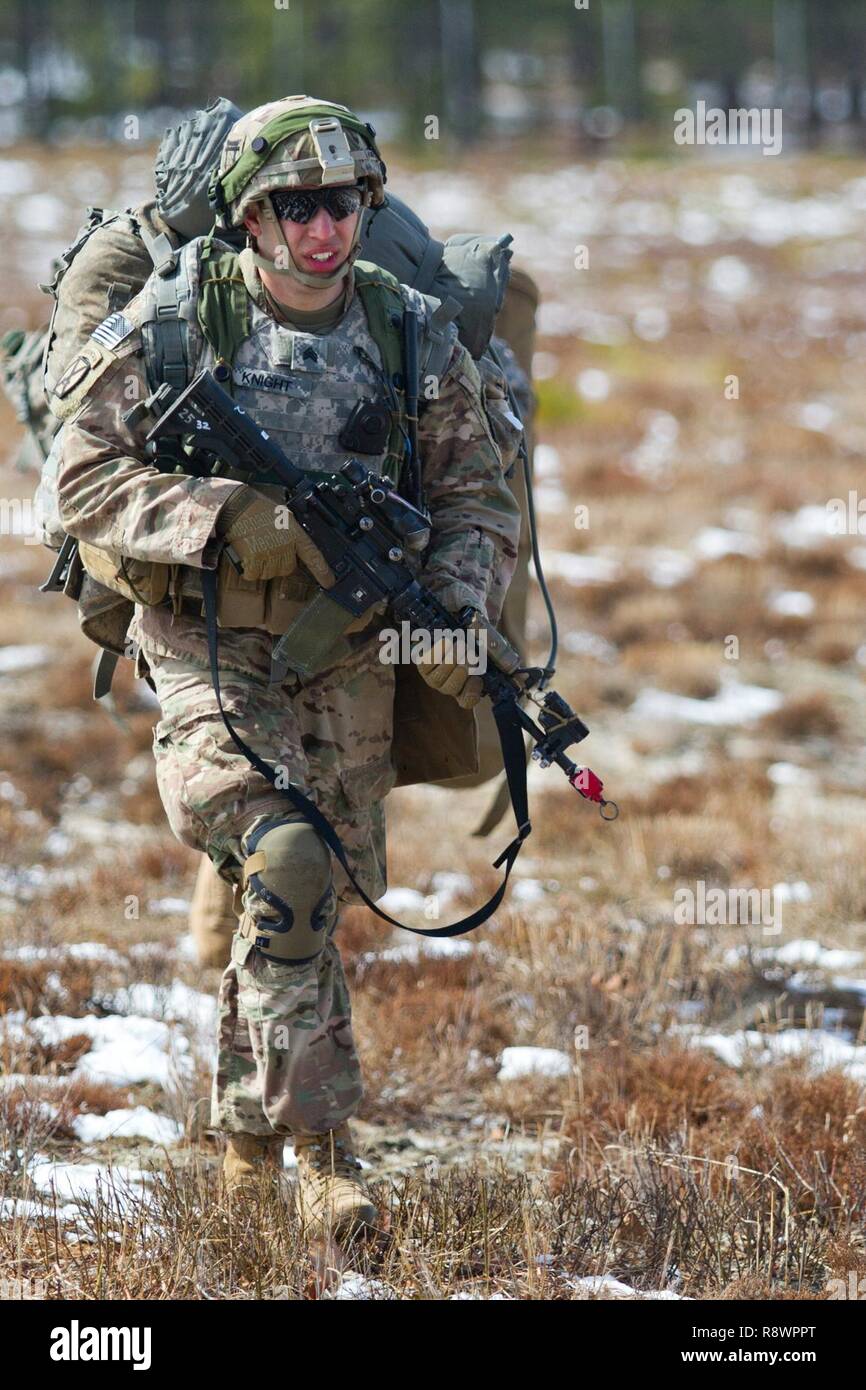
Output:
[90, 312, 136, 351]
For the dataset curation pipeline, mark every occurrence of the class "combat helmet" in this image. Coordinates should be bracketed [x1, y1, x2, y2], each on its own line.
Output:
[209, 94, 386, 289]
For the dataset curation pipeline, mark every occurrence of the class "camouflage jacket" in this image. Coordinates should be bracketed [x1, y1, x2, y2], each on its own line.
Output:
[54, 237, 521, 664]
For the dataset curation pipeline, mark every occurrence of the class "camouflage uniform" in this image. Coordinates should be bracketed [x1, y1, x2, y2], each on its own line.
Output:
[55, 103, 521, 1138]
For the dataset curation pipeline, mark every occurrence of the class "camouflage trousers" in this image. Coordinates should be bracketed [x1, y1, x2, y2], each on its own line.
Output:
[137, 608, 396, 1137]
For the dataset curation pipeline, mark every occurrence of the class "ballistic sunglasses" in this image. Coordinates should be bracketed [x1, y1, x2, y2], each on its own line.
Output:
[270, 185, 364, 224]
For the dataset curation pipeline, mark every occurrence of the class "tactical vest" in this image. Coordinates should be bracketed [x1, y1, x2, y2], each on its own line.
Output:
[73, 240, 464, 655]
[141, 239, 457, 480]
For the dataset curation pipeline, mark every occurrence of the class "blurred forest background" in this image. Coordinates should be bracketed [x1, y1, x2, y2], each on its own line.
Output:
[0, 0, 865, 151]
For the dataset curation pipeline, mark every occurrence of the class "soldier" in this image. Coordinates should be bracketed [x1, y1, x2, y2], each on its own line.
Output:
[54, 95, 521, 1239]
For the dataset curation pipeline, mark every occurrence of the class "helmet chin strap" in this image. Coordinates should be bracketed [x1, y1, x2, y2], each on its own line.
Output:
[251, 196, 364, 290]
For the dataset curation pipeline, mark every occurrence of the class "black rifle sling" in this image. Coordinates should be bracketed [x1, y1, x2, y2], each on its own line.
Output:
[201, 567, 531, 938]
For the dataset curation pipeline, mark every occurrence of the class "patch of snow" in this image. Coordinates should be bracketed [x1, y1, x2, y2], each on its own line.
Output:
[173, 936, 200, 962]
[21, 1012, 192, 1086]
[27, 1159, 151, 1207]
[641, 548, 695, 588]
[795, 402, 836, 433]
[359, 937, 479, 967]
[0, 1072, 80, 1092]
[533, 551, 622, 586]
[633, 306, 670, 342]
[322, 1272, 399, 1301]
[42, 829, 72, 857]
[630, 678, 783, 727]
[689, 1027, 866, 1080]
[429, 871, 473, 901]
[376, 886, 427, 913]
[576, 368, 611, 401]
[772, 505, 833, 548]
[692, 527, 763, 560]
[724, 938, 860, 971]
[532, 443, 561, 478]
[511, 878, 546, 904]
[771, 882, 812, 905]
[563, 630, 618, 663]
[534, 483, 570, 513]
[497, 1046, 572, 1081]
[674, 1000, 706, 1021]
[0, 644, 52, 674]
[104, 981, 217, 1050]
[706, 255, 754, 299]
[72, 1107, 182, 1146]
[0, 941, 118, 966]
[767, 762, 816, 787]
[568, 1274, 687, 1300]
[0, 1196, 80, 1223]
[767, 590, 814, 617]
[825, 977, 866, 1002]
[147, 897, 191, 917]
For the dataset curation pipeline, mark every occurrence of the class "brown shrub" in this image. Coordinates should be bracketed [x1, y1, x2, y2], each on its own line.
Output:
[564, 1044, 743, 1144]
[606, 592, 685, 646]
[336, 905, 387, 963]
[635, 776, 708, 818]
[35, 1033, 93, 1072]
[720, 1068, 866, 1216]
[622, 642, 722, 699]
[759, 691, 841, 738]
[0, 960, 52, 1015]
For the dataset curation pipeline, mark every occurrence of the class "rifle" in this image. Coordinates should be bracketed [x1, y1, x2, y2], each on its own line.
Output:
[145, 369, 618, 938]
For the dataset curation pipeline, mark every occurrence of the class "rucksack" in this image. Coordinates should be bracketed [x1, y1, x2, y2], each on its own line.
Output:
[359, 191, 512, 360]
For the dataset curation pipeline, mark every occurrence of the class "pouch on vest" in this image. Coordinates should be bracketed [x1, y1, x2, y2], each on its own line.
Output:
[78, 541, 171, 607]
[172, 561, 321, 636]
[76, 573, 135, 659]
[476, 353, 524, 476]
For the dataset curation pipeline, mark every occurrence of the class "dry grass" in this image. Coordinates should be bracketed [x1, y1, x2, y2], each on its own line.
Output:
[1, 149, 866, 1299]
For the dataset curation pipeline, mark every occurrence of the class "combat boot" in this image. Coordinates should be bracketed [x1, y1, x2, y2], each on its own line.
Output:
[293, 1124, 378, 1239]
[222, 1132, 285, 1199]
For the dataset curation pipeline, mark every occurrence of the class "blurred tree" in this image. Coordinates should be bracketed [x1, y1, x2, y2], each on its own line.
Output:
[440, 0, 480, 145]
[0, 0, 863, 150]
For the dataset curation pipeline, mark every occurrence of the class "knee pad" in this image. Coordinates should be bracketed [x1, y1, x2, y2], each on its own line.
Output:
[238, 817, 336, 964]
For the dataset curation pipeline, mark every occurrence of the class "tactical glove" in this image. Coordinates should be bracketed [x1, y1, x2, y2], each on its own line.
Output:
[417, 638, 484, 710]
[216, 487, 334, 586]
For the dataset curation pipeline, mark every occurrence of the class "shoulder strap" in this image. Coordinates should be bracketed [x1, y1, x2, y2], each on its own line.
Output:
[352, 260, 406, 485]
[353, 261, 459, 488]
[39, 207, 117, 297]
[141, 246, 193, 396]
[136, 218, 181, 278]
